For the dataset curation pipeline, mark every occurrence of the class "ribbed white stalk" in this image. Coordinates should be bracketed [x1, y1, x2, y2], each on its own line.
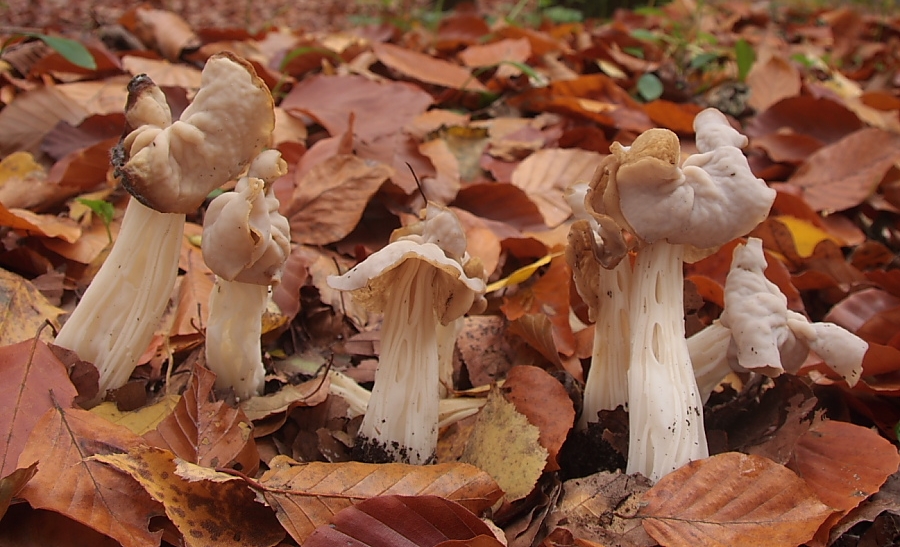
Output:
[687, 321, 732, 404]
[55, 199, 184, 401]
[205, 278, 267, 400]
[579, 258, 632, 429]
[626, 241, 708, 482]
[358, 260, 440, 465]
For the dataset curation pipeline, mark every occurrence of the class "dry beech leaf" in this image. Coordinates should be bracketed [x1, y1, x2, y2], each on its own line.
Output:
[95, 445, 284, 547]
[0, 269, 64, 346]
[786, 127, 900, 213]
[502, 365, 575, 472]
[544, 471, 655, 547]
[0, 462, 38, 518]
[143, 365, 260, 476]
[17, 406, 164, 547]
[0, 504, 123, 547]
[459, 37, 531, 68]
[90, 394, 180, 436]
[120, 55, 202, 88]
[510, 148, 602, 228]
[461, 387, 548, 502]
[746, 53, 802, 113]
[788, 419, 900, 514]
[642, 100, 703, 135]
[751, 132, 823, 165]
[168, 245, 213, 339]
[0, 201, 81, 243]
[372, 42, 489, 92]
[240, 375, 331, 421]
[281, 74, 433, 141]
[132, 6, 200, 61]
[744, 96, 863, 145]
[287, 154, 393, 245]
[0, 85, 88, 158]
[304, 495, 503, 547]
[0, 339, 77, 478]
[639, 452, 832, 547]
[457, 315, 517, 387]
[257, 455, 502, 544]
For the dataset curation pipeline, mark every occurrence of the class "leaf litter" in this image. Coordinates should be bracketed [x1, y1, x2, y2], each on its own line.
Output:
[1, 1, 900, 546]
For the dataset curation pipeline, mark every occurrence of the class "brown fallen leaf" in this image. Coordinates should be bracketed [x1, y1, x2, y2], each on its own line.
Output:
[90, 394, 181, 436]
[240, 375, 331, 422]
[258, 454, 502, 543]
[17, 406, 164, 547]
[0, 201, 81, 243]
[373, 42, 489, 93]
[143, 365, 260, 476]
[128, 5, 201, 61]
[544, 471, 654, 547]
[287, 154, 393, 245]
[502, 365, 575, 472]
[0, 338, 77, 478]
[0, 505, 122, 547]
[745, 51, 802, 113]
[304, 495, 504, 546]
[0, 270, 63, 348]
[461, 387, 547, 502]
[96, 445, 285, 547]
[0, 462, 37, 518]
[786, 127, 900, 213]
[639, 452, 832, 547]
[510, 148, 603, 228]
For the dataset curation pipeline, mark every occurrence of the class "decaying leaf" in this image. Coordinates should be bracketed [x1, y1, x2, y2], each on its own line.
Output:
[639, 452, 833, 547]
[90, 394, 180, 436]
[258, 454, 502, 543]
[17, 406, 164, 547]
[143, 365, 260, 476]
[0, 338, 78, 478]
[95, 445, 284, 547]
[460, 387, 548, 502]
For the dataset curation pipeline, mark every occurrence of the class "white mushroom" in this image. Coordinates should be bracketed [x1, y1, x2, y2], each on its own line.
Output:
[327, 203, 485, 464]
[54, 53, 275, 402]
[202, 150, 290, 400]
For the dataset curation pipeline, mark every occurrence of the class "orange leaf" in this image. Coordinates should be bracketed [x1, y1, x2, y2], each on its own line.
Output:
[639, 452, 832, 547]
[503, 365, 575, 472]
[143, 365, 260, 476]
[746, 53, 802, 112]
[0, 338, 77, 478]
[17, 406, 164, 547]
[789, 420, 900, 513]
[458, 38, 531, 68]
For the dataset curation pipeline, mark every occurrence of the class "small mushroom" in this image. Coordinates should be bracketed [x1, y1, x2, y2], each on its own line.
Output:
[202, 150, 290, 400]
[327, 203, 485, 465]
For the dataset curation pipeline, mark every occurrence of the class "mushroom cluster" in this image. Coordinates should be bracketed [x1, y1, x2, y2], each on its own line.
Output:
[327, 202, 486, 465]
[54, 52, 275, 402]
[567, 108, 776, 481]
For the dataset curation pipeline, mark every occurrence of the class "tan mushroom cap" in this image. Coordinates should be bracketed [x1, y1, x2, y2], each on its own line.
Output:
[117, 52, 276, 214]
[202, 150, 290, 285]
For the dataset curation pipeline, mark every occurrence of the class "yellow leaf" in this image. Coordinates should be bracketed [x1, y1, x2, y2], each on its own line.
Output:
[774, 215, 841, 258]
[460, 386, 547, 501]
[0, 269, 63, 346]
[90, 395, 181, 435]
[486, 251, 563, 293]
[0, 151, 45, 189]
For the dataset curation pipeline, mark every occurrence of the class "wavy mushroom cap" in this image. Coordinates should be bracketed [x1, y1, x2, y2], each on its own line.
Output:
[117, 52, 276, 214]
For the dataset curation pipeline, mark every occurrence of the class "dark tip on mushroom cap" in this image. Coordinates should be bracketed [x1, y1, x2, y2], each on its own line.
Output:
[124, 74, 157, 113]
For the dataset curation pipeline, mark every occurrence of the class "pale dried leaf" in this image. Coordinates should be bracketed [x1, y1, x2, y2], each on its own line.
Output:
[511, 148, 603, 227]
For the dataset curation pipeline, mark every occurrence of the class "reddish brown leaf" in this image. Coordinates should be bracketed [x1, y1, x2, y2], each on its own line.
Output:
[786, 128, 900, 212]
[751, 132, 823, 164]
[0, 505, 121, 547]
[510, 148, 603, 228]
[287, 154, 393, 245]
[502, 365, 575, 472]
[281, 74, 433, 141]
[373, 42, 489, 92]
[745, 52, 802, 113]
[143, 365, 260, 475]
[258, 457, 502, 544]
[745, 96, 863, 144]
[639, 452, 832, 547]
[304, 495, 502, 547]
[0, 461, 37, 518]
[789, 420, 899, 513]
[17, 406, 164, 547]
[643, 100, 703, 134]
[458, 38, 531, 68]
[0, 338, 77, 478]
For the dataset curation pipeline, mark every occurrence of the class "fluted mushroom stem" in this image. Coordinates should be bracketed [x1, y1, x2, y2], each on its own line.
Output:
[687, 321, 732, 404]
[579, 258, 631, 429]
[626, 241, 708, 482]
[206, 278, 268, 400]
[55, 199, 184, 402]
[358, 259, 440, 465]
